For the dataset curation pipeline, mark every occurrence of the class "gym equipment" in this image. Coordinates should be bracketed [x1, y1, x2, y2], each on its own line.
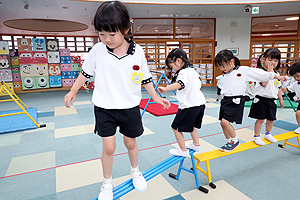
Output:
[193, 131, 300, 189]
[0, 81, 45, 133]
[140, 71, 178, 117]
[92, 149, 208, 200]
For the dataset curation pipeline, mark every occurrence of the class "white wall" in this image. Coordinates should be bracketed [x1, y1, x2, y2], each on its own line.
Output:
[215, 17, 251, 59]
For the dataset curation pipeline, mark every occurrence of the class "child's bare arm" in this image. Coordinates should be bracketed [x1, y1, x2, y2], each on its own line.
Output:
[281, 87, 288, 93]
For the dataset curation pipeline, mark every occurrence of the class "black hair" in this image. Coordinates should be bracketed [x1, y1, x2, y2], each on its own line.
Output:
[286, 67, 290, 75]
[289, 62, 300, 76]
[214, 49, 240, 68]
[257, 48, 281, 70]
[94, 1, 132, 40]
[166, 48, 191, 71]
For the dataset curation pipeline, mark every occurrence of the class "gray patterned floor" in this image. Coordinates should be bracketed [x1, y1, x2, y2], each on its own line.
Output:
[0, 86, 299, 200]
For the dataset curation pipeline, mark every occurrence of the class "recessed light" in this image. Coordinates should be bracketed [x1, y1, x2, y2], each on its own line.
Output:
[285, 16, 299, 21]
[44, 5, 50, 8]
[62, 6, 68, 9]
[262, 34, 271, 36]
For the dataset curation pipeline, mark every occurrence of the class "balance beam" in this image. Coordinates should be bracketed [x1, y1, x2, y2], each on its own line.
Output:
[92, 149, 207, 200]
[193, 131, 300, 189]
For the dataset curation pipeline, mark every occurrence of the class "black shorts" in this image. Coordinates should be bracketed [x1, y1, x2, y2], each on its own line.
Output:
[217, 87, 221, 95]
[297, 103, 300, 111]
[94, 106, 143, 138]
[219, 96, 246, 124]
[248, 95, 277, 121]
[171, 105, 205, 132]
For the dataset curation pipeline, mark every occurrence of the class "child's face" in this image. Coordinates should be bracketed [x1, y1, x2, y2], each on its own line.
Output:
[98, 30, 126, 50]
[168, 62, 181, 72]
[218, 59, 234, 73]
[263, 57, 279, 69]
[168, 58, 182, 72]
[293, 72, 300, 82]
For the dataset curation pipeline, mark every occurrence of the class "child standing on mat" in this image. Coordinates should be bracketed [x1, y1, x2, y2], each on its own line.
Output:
[216, 73, 224, 102]
[281, 62, 300, 134]
[214, 49, 287, 152]
[249, 48, 284, 145]
[158, 48, 206, 157]
[64, 1, 170, 200]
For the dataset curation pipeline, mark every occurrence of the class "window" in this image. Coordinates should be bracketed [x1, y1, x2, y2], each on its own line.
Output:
[133, 18, 215, 39]
[252, 15, 299, 38]
[0, 35, 97, 53]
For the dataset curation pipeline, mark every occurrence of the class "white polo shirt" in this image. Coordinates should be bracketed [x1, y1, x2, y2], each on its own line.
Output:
[221, 66, 276, 97]
[176, 67, 206, 109]
[82, 40, 152, 109]
[216, 74, 223, 89]
[254, 71, 281, 99]
[287, 81, 300, 98]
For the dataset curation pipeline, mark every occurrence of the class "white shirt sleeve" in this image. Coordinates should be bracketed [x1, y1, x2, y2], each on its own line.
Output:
[243, 67, 275, 82]
[287, 82, 297, 93]
[82, 45, 97, 76]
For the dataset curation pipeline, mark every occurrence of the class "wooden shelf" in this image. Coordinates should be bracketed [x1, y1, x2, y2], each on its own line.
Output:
[15, 87, 72, 94]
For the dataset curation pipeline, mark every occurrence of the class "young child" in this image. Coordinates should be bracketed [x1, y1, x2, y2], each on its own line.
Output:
[64, 1, 170, 200]
[281, 62, 300, 134]
[282, 67, 296, 101]
[248, 48, 284, 145]
[158, 48, 206, 157]
[216, 73, 224, 102]
[214, 49, 287, 152]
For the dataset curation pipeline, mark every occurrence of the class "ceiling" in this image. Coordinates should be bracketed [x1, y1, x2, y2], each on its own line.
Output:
[0, 0, 300, 37]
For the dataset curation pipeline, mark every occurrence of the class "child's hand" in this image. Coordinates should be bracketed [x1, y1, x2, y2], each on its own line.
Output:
[64, 91, 77, 108]
[266, 62, 274, 71]
[160, 98, 171, 109]
[279, 99, 285, 108]
[157, 86, 167, 94]
[275, 75, 287, 81]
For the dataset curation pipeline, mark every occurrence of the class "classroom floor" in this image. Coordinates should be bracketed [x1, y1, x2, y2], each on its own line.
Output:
[0, 86, 299, 200]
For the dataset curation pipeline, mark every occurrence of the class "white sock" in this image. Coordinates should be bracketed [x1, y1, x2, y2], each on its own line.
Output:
[226, 138, 231, 143]
[103, 176, 112, 185]
[231, 136, 238, 143]
[131, 166, 140, 173]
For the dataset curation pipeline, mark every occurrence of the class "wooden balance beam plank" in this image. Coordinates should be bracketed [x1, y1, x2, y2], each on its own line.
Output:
[193, 131, 300, 189]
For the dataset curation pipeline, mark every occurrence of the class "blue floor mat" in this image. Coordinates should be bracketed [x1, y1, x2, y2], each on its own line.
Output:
[0, 107, 38, 134]
[273, 120, 299, 131]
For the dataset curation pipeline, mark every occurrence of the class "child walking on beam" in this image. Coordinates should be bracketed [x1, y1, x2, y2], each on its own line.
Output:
[214, 49, 287, 152]
[158, 48, 206, 157]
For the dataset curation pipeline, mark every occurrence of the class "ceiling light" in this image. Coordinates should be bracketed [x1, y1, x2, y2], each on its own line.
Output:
[285, 16, 299, 21]
[62, 6, 68, 9]
[262, 34, 271, 36]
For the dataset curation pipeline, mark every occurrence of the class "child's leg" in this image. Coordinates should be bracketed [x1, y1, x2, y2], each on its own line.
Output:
[186, 127, 202, 152]
[265, 120, 273, 133]
[190, 127, 200, 145]
[220, 118, 240, 151]
[101, 136, 116, 179]
[254, 119, 264, 136]
[220, 118, 236, 139]
[253, 119, 265, 145]
[123, 136, 138, 168]
[123, 136, 147, 192]
[296, 110, 300, 127]
[294, 111, 300, 134]
[172, 128, 186, 150]
[264, 119, 277, 142]
[169, 128, 189, 157]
